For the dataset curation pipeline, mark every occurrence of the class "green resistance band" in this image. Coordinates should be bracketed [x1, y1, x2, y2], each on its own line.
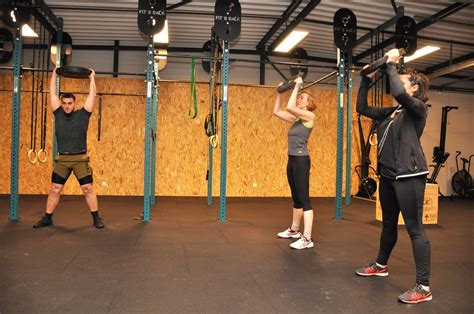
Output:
[189, 56, 198, 119]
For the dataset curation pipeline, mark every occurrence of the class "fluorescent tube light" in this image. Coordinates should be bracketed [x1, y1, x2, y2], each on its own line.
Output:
[404, 46, 440, 63]
[274, 30, 308, 53]
[21, 24, 38, 37]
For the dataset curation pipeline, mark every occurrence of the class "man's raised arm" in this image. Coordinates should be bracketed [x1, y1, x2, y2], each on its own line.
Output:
[49, 68, 61, 112]
[84, 69, 96, 113]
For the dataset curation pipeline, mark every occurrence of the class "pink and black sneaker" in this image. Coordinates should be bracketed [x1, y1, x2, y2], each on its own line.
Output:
[355, 263, 388, 277]
[398, 284, 433, 304]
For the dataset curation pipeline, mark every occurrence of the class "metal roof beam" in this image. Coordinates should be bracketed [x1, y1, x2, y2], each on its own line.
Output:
[425, 52, 474, 73]
[31, 8, 57, 34]
[264, 55, 289, 81]
[390, 0, 398, 15]
[256, 0, 303, 51]
[4, 0, 61, 33]
[304, 18, 474, 47]
[354, 2, 471, 62]
[267, 0, 320, 52]
[429, 85, 474, 93]
[415, 2, 470, 30]
[354, 6, 404, 48]
[33, 0, 62, 30]
[21, 43, 366, 68]
[167, 0, 192, 11]
[439, 73, 474, 81]
[427, 59, 474, 79]
[436, 75, 474, 88]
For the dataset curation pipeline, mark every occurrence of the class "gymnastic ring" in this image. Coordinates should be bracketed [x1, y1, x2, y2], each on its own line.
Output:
[209, 135, 219, 148]
[37, 149, 48, 163]
[28, 149, 38, 164]
[369, 133, 378, 146]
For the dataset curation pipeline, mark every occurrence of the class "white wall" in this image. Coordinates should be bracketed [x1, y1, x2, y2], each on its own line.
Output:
[422, 91, 474, 196]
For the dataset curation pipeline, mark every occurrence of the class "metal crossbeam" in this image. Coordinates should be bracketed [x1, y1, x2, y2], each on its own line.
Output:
[427, 59, 474, 79]
[425, 52, 474, 74]
[354, 6, 404, 48]
[33, 0, 62, 28]
[354, 2, 470, 62]
[429, 86, 474, 93]
[436, 75, 474, 88]
[256, 0, 302, 50]
[264, 55, 288, 81]
[167, 0, 192, 11]
[267, 0, 320, 52]
[31, 8, 57, 34]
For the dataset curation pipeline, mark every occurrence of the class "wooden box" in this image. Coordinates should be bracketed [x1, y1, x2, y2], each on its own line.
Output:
[375, 182, 438, 224]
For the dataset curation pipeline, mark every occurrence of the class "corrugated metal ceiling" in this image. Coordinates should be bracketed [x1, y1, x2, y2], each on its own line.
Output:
[9, 1, 474, 88]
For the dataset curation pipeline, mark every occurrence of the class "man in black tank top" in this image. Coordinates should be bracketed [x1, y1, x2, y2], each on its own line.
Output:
[33, 68, 104, 229]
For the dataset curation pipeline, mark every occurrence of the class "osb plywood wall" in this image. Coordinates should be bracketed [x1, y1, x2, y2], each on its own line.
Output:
[0, 74, 391, 197]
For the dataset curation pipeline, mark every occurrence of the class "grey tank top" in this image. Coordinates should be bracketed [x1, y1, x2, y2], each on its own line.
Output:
[288, 119, 313, 156]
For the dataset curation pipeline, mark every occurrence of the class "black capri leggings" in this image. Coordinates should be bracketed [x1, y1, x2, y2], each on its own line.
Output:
[287, 155, 312, 211]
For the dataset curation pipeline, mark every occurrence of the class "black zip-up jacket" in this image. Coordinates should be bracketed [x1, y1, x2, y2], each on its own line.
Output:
[356, 63, 429, 180]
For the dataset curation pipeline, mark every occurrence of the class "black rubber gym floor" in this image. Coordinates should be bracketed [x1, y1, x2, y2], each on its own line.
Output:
[0, 195, 472, 313]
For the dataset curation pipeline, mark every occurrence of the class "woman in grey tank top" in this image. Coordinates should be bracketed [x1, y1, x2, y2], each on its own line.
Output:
[273, 77, 316, 250]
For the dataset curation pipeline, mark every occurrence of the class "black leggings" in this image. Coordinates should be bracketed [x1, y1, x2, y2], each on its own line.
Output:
[287, 155, 312, 211]
[376, 175, 431, 286]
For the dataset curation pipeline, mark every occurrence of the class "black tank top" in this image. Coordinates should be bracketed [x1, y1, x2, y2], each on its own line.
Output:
[54, 107, 91, 154]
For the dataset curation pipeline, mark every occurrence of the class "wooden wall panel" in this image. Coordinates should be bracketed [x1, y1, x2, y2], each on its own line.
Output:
[0, 74, 391, 197]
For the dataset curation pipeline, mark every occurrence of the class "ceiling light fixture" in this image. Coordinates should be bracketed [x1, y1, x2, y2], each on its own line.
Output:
[274, 30, 309, 53]
[21, 24, 39, 37]
[404, 46, 440, 63]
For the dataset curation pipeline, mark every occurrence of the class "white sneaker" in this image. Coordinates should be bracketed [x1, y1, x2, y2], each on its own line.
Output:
[277, 228, 302, 239]
[289, 236, 314, 249]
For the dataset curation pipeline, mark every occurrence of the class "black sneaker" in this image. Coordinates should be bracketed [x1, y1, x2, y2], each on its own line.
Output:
[93, 217, 105, 229]
[355, 262, 388, 277]
[33, 215, 53, 228]
[398, 284, 433, 304]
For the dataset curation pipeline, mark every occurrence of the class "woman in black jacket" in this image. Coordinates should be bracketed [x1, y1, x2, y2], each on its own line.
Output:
[355, 48, 432, 304]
